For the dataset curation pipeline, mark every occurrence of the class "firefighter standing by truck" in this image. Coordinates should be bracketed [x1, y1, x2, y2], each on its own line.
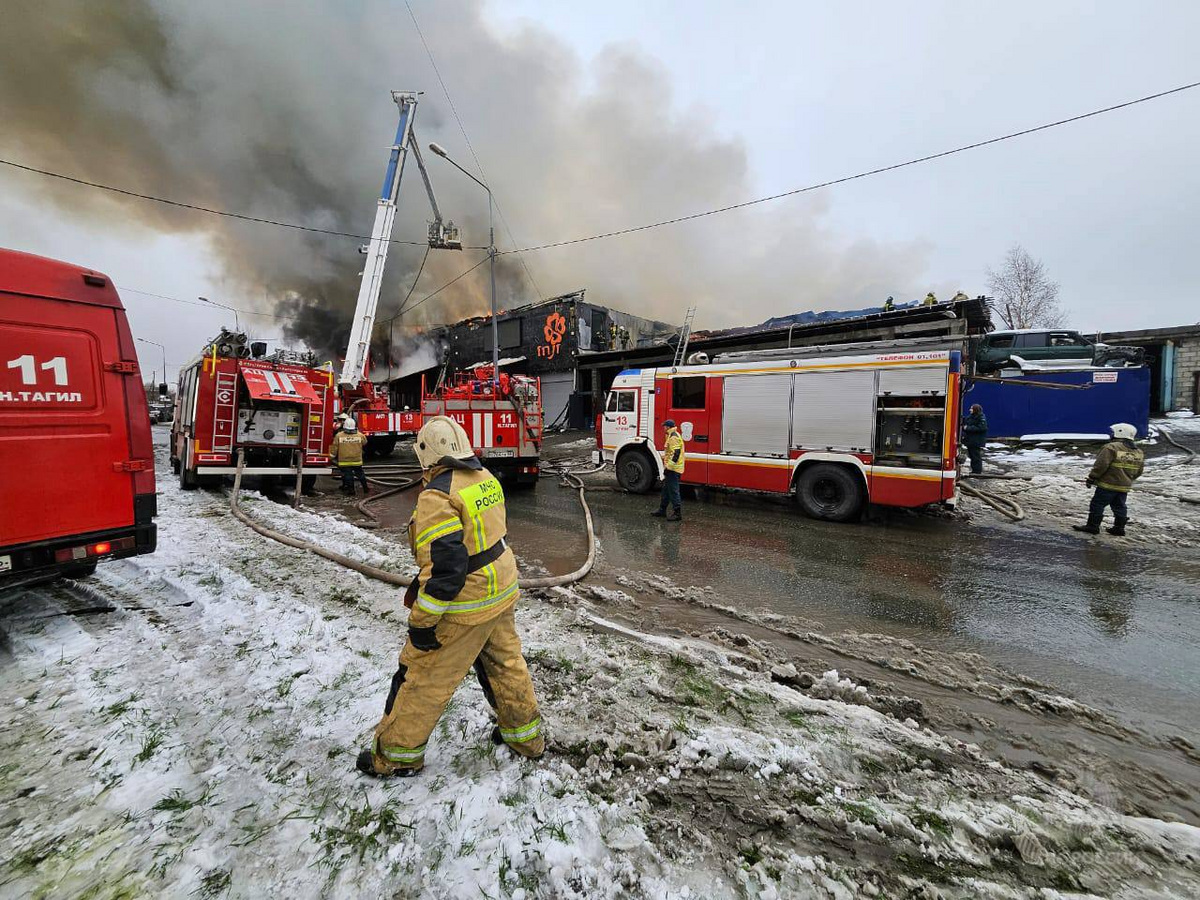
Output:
[331, 418, 370, 496]
[1074, 422, 1144, 537]
[357, 416, 543, 777]
[651, 419, 686, 522]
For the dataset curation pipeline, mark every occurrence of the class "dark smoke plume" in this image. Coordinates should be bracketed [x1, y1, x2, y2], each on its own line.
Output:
[0, 0, 929, 362]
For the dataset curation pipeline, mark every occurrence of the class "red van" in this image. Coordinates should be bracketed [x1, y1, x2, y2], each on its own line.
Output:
[1, 248, 157, 585]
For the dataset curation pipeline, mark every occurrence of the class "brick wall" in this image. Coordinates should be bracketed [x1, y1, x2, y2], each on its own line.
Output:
[1174, 336, 1200, 411]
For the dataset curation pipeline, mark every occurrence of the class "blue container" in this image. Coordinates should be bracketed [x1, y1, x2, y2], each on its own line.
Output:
[963, 367, 1150, 440]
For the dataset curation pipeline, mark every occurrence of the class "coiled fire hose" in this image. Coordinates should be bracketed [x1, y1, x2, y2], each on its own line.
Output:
[229, 457, 599, 589]
[959, 480, 1026, 522]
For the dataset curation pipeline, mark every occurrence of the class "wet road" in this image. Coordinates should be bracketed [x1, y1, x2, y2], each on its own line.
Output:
[518, 478, 1200, 737]
[358, 453, 1200, 742]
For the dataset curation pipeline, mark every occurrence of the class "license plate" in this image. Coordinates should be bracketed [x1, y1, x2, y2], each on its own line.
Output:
[0, 555, 11, 573]
[487, 448, 517, 458]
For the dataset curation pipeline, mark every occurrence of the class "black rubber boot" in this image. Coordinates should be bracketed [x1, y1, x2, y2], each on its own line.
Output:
[650, 509, 666, 518]
[356, 749, 419, 778]
[1106, 517, 1128, 536]
[666, 508, 682, 522]
[491, 726, 544, 760]
[1073, 514, 1102, 535]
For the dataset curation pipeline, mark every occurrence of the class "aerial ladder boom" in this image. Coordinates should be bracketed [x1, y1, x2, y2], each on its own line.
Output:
[340, 90, 460, 390]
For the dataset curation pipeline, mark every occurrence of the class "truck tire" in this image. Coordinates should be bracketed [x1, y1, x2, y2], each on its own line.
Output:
[796, 463, 864, 523]
[179, 464, 199, 491]
[616, 447, 657, 494]
[366, 436, 398, 458]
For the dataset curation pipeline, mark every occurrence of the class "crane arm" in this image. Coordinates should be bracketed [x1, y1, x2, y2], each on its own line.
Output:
[340, 92, 418, 389]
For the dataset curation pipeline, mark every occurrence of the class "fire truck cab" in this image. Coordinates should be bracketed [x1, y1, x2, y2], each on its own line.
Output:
[1, 248, 157, 584]
[171, 332, 334, 490]
[597, 340, 962, 522]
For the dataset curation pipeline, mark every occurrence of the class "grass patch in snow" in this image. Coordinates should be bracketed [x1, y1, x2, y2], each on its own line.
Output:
[313, 792, 413, 871]
[134, 724, 168, 764]
[152, 783, 215, 814]
[101, 693, 142, 722]
[909, 807, 952, 838]
[195, 868, 231, 897]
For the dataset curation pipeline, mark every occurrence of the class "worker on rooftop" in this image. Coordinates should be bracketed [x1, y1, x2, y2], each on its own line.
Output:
[358, 416, 543, 777]
[1074, 423, 1144, 537]
[923, 292, 937, 306]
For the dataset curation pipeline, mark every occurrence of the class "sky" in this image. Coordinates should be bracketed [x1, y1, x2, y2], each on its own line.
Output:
[1, 1, 1198, 383]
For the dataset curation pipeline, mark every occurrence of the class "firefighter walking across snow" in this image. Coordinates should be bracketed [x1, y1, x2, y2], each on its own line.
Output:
[1074, 422, 1144, 537]
[358, 416, 543, 777]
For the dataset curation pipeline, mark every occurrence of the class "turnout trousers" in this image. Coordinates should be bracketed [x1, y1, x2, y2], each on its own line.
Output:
[370, 607, 543, 773]
[1088, 486, 1128, 521]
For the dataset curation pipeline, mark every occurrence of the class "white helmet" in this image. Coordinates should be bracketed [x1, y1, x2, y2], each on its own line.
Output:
[1110, 422, 1136, 441]
[342, 417, 357, 432]
[415, 416, 473, 469]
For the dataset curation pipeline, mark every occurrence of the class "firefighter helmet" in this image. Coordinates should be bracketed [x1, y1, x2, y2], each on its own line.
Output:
[343, 417, 357, 432]
[416, 415, 473, 469]
[1110, 422, 1137, 441]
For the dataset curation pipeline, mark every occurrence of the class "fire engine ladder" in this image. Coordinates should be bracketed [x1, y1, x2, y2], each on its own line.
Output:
[672, 306, 697, 368]
[212, 371, 238, 453]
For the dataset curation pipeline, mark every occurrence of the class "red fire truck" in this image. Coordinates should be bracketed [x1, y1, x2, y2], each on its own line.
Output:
[1, 248, 157, 584]
[422, 365, 543, 485]
[170, 330, 335, 490]
[337, 381, 422, 458]
[597, 341, 963, 521]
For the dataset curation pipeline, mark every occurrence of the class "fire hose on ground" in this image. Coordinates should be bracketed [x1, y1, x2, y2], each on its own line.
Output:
[959, 480, 1026, 522]
[229, 456, 599, 590]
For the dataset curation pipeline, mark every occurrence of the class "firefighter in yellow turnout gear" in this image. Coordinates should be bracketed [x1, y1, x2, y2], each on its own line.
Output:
[358, 416, 543, 777]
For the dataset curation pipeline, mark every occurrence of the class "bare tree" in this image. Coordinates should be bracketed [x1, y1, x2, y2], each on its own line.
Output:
[985, 245, 1065, 329]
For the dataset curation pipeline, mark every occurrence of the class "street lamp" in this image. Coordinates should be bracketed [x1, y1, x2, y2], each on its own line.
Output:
[428, 142, 499, 392]
[136, 337, 167, 388]
[197, 296, 241, 332]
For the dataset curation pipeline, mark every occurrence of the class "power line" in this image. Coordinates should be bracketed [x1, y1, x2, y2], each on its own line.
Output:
[0, 156, 489, 251]
[396, 255, 489, 318]
[404, 0, 547, 303]
[499, 78, 1200, 255]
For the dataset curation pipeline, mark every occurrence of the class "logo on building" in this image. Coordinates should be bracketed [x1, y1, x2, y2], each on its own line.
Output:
[538, 311, 568, 360]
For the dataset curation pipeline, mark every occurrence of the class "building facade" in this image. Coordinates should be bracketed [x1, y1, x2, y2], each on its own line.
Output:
[1090, 325, 1200, 414]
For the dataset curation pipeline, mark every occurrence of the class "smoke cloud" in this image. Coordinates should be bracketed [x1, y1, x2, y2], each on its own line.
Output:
[0, 0, 930, 363]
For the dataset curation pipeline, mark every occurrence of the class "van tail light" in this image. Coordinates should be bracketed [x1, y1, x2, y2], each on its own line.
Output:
[54, 536, 136, 563]
[595, 413, 603, 449]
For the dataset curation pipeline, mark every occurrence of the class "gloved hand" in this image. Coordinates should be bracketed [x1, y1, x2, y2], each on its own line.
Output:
[408, 625, 442, 652]
[1085, 477, 1095, 487]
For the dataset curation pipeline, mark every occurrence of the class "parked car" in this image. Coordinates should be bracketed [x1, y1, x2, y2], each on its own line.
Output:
[974, 329, 1144, 374]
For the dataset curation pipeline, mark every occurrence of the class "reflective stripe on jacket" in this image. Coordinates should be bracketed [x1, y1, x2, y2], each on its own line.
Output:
[1089, 439, 1144, 493]
[407, 456, 519, 627]
[663, 431, 686, 475]
[331, 431, 367, 467]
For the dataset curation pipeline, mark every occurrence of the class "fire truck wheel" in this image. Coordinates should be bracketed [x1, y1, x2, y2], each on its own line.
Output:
[795, 463, 865, 523]
[366, 437, 397, 458]
[616, 447, 657, 494]
[179, 464, 199, 491]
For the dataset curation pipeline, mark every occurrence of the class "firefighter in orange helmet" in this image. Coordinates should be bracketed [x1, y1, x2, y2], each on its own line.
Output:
[357, 416, 543, 777]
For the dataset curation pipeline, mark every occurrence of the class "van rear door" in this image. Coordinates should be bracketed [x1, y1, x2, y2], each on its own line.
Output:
[0, 287, 136, 546]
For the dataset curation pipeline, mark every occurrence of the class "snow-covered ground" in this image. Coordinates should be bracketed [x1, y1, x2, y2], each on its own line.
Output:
[2, 430, 1199, 898]
[964, 417, 1200, 547]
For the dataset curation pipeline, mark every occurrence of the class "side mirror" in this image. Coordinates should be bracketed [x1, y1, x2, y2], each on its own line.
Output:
[158, 383, 169, 397]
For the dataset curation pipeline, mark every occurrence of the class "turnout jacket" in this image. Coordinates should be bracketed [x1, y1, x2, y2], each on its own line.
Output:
[407, 456, 519, 628]
[331, 430, 367, 467]
[662, 430, 686, 475]
[1088, 439, 1144, 493]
